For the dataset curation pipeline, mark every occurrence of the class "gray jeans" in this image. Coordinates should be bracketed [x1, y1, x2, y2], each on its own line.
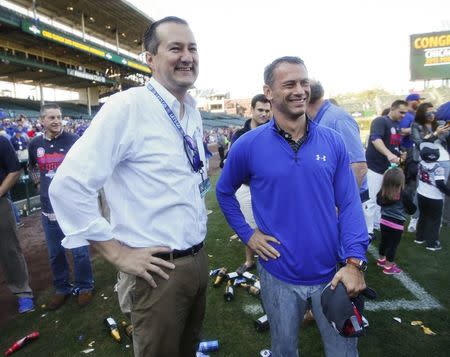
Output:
[0, 196, 33, 298]
[259, 264, 358, 357]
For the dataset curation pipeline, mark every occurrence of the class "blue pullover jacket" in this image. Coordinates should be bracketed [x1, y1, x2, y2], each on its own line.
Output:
[216, 119, 368, 285]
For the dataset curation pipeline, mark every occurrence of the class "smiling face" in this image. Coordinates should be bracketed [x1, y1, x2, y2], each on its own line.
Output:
[41, 108, 62, 138]
[263, 62, 310, 121]
[146, 22, 198, 100]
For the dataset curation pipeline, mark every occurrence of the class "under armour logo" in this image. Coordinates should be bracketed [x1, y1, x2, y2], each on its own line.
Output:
[316, 154, 326, 161]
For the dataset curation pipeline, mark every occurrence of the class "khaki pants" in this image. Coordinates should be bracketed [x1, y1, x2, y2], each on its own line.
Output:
[0, 196, 33, 298]
[117, 248, 208, 357]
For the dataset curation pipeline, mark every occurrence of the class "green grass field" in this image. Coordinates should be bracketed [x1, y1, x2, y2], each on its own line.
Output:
[1, 173, 449, 356]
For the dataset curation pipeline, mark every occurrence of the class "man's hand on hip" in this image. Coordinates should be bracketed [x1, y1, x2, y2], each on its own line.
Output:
[330, 265, 366, 297]
[91, 239, 175, 288]
[115, 245, 175, 288]
[247, 228, 281, 261]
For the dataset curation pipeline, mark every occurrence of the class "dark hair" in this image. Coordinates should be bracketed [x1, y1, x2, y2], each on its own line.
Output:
[40, 103, 61, 117]
[329, 98, 339, 106]
[264, 56, 305, 86]
[390, 100, 408, 110]
[143, 16, 189, 54]
[381, 108, 390, 116]
[414, 102, 436, 130]
[381, 167, 404, 201]
[309, 80, 324, 105]
[251, 94, 270, 109]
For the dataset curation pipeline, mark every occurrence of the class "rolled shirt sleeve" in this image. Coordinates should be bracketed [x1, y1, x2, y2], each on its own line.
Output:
[49, 95, 135, 248]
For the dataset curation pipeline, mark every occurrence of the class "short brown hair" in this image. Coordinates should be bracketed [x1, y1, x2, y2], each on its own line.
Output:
[40, 103, 61, 117]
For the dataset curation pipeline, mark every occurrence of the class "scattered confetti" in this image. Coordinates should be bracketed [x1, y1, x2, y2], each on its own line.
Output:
[125, 345, 130, 348]
[55, 320, 59, 324]
[88, 341, 95, 347]
[421, 326, 437, 336]
[81, 348, 95, 354]
[208, 254, 213, 258]
[41, 304, 46, 309]
[207, 210, 213, 215]
[41, 313, 47, 318]
[100, 293, 105, 297]
[410, 321, 437, 335]
[393, 317, 402, 323]
[103, 296, 108, 300]
[229, 233, 238, 240]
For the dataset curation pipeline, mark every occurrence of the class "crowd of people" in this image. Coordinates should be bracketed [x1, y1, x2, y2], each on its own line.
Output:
[0, 15, 449, 357]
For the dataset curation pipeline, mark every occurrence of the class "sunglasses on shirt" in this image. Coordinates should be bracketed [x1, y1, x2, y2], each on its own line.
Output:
[183, 134, 203, 172]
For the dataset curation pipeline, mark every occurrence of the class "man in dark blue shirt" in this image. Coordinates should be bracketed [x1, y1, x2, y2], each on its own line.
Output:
[28, 104, 94, 310]
[0, 136, 34, 313]
[364, 100, 407, 236]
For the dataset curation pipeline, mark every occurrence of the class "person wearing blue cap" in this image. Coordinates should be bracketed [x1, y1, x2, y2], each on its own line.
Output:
[401, 94, 424, 152]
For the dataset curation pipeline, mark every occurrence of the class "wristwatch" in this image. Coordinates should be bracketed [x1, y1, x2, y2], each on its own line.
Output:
[345, 258, 368, 272]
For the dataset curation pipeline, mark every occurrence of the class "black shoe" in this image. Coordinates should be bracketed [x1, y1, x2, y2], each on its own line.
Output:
[426, 241, 442, 251]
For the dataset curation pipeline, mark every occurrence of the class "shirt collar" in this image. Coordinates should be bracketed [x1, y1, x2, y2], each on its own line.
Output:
[148, 77, 197, 112]
[44, 129, 63, 141]
[270, 116, 311, 140]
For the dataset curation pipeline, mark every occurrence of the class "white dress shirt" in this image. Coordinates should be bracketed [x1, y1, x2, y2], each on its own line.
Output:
[49, 78, 207, 250]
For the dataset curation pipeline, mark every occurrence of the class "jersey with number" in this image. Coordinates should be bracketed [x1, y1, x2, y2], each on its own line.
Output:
[417, 160, 446, 200]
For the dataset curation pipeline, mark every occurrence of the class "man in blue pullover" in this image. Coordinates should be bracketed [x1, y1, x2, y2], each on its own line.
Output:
[216, 56, 369, 357]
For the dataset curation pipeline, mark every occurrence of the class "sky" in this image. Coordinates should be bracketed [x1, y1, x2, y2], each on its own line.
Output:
[129, 0, 450, 98]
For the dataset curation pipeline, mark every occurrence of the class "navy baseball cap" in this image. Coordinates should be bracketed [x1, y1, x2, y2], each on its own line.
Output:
[321, 282, 375, 338]
[435, 101, 450, 122]
[420, 142, 440, 162]
[405, 93, 424, 102]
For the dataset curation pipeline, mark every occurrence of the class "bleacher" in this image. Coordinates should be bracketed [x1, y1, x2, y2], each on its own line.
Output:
[0, 97, 101, 120]
[200, 111, 246, 129]
[1, 96, 246, 128]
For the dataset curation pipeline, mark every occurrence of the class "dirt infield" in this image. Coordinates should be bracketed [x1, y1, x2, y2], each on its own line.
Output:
[0, 214, 50, 328]
[0, 145, 222, 328]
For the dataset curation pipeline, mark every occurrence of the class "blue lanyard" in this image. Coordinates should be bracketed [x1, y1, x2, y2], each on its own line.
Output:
[146, 82, 205, 176]
[146, 82, 188, 138]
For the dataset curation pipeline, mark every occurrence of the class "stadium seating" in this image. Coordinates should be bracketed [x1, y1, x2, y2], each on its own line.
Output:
[0, 97, 100, 119]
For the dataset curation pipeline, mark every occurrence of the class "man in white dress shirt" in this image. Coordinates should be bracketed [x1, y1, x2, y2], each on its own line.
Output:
[49, 16, 209, 357]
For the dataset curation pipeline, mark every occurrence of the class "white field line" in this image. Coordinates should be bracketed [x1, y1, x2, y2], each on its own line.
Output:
[243, 245, 443, 315]
[243, 303, 264, 315]
[365, 244, 442, 311]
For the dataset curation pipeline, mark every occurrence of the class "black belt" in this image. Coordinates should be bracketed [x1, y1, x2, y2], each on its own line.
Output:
[154, 242, 203, 261]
